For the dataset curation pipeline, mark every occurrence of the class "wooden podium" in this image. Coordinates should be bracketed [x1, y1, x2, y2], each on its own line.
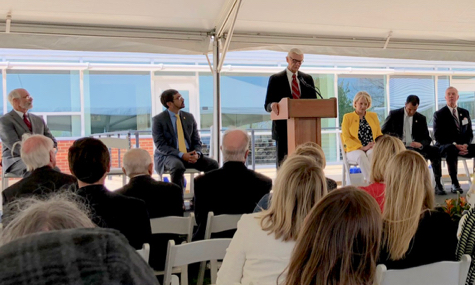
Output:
[271, 98, 337, 155]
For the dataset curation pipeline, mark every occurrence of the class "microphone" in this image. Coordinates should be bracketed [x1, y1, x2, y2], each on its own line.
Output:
[298, 76, 323, 99]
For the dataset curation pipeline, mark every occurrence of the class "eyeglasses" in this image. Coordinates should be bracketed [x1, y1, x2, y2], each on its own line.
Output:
[289, 56, 303, 64]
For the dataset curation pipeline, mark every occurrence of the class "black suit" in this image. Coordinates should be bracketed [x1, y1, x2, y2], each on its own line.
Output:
[382, 108, 442, 186]
[116, 175, 184, 270]
[193, 161, 272, 240]
[2, 166, 77, 206]
[152, 110, 218, 188]
[77, 184, 152, 250]
[264, 69, 317, 166]
[433, 106, 475, 184]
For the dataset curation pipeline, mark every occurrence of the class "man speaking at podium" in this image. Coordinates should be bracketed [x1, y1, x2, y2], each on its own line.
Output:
[264, 48, 317, 167]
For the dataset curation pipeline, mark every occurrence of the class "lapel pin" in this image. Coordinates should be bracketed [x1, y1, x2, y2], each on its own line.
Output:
[415, 120, 418, 123]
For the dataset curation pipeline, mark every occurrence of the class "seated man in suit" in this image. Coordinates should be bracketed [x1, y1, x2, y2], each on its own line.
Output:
[434, 86, 475, 193]
[68, 137, 152, 249]
[152, 89, 218, 189]
[382, 95, 445, 195]
[116, 148, 184, 270]
[2, 134, 77, 205]
[0, 88, 57, 177]
[193, 129, 272, 240]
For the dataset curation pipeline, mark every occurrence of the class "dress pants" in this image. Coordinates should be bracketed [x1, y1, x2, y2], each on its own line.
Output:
[439, 144, 475, 185]
[410, 145, 443, 186]
[162, 155, 219, 188]
[346, 148, 373, 183]
[275, 138, 288, 168]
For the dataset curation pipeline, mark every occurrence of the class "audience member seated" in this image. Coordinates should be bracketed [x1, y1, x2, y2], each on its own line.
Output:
[341, 91, 383, 183]
[0, 228, 159, 285]
[0, 88, 57, 177]
[1, 192, 94, 245]
[378, 150, 458, 269]
[116, 148, 184, 270]
[193, 129, 272, 240]
[68, 137, 152, 249]
[217, 155, 327, 285]
[284, 186, 382, 285]
[254, 141, 336, 213]
[360, 135, 405, 212]
[2, 134, 77, 206]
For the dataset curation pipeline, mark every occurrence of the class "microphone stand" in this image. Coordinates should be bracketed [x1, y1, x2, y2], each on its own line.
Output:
[298, 76, 324, 99]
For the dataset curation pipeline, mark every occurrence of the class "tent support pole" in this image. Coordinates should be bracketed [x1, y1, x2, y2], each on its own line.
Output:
[212, 37, 222, 165]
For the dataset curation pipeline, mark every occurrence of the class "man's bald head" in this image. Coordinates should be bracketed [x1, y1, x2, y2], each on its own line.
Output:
[122, 148, 153, 178]
[221, 129, 250, 163]
[20, 134, 55, 171]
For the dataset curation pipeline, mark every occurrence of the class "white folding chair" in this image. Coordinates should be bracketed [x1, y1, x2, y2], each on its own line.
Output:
[374, 254, 471, 285]
[97, 136, 131, 186]
[163, 239, 231, 285]
[150, 213, 195, 276]
[339, 133, 365, 186]
[136, 243, 150, 263]
[197, 212, 242, 285]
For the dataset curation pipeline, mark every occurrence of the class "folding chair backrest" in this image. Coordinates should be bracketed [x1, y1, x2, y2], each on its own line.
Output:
[374, 254, 471, 285]
[204, 212, 242, 240]
[136, 243, 150, 263]
[97, 137, 131, 150]
[163, 239, 231, 285]
[150, 213, 194, 243]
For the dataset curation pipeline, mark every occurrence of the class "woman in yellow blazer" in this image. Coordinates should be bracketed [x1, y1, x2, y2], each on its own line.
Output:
[342, 91, 383, 183]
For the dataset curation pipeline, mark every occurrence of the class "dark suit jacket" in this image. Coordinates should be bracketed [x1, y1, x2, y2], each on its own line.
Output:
[2, 166, 77, 206]
[193, 161, 272, 240]
[0, 110, 57, 171]
[433, 106, 473, 146]
[152, 110, 202, 174]
[116, 175, 184, 270]
[264, 69, 317, 140]
[77, 184, 152, 250]
[382, 108, 432, 147]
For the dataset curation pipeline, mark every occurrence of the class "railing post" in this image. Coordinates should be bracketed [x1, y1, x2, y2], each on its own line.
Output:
[251, 129, 256, 171]
[135, 131, 140, 148]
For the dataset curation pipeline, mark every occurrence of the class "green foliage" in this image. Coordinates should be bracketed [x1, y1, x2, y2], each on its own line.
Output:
[338, 81, 354, 126]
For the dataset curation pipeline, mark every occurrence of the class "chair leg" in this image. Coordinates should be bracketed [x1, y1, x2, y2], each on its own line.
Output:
[342, 165, 346, 186]
[210, 260, 218, 285]
[197, 261, 206, 285]
[180, 265, 188, 285]
[463, 160, 471, 187]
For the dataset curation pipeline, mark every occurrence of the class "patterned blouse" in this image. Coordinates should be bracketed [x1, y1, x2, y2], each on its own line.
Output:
[358, 115, 373, 147]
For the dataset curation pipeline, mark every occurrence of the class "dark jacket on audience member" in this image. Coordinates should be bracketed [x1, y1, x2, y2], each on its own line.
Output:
[253, 177, 337, 213]
[0, 228, 159, 285]
[378, 210, 458, 269]
[193, 161, 272, 240]
[116, 174, 184, 270]
[77, 184, 152, 250]
[2, 166, 77, 205]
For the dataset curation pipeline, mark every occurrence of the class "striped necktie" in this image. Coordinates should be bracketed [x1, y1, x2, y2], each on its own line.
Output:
[175, 113, 187, 153]
[23, 113, 32, 131]
[291, 74, 300, 99]
[452, 108, 460, 132]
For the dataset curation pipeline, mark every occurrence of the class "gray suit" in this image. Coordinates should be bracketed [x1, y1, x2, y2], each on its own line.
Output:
[152, 110, 218, 188]
[0, 110, 57, 175]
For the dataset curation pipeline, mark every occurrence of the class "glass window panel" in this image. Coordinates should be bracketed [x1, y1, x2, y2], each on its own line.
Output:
[337, 75, 387, 126]
[199, 74, 214, 129]
[314, 74, 336, 129]
[321, 133, 337, 162]
[389, 75, 435, 125]
[47, 115, 81, 137]
[6, 70, 80, 112]
[451, 76, 475, 121]
[437, 76, 450, 110]
[84, 71, 151, 135]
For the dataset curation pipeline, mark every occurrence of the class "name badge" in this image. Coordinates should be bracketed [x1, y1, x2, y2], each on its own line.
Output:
[462, 118, 469, 125]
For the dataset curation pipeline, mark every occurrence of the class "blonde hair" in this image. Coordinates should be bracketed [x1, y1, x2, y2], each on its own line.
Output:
[259, 155, 327, 242]
[370, 135, 405, 183]
[283, 186, 382, 285]
[353, 91, 372, 109]
[382, 150, 435, 260]
[294, 142, 326, 168]
[1, 192, 95, 245]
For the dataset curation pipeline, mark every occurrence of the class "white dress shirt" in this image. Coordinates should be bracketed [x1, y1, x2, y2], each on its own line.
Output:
[402, 108, 413, 145]
[285, 68, 300, 92]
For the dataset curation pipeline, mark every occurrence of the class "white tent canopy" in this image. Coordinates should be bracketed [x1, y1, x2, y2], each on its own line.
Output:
[0, 0, 475, 61]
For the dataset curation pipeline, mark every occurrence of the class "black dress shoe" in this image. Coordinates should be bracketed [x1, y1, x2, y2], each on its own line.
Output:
[451, 184, 463, 194]
[435, 185, 447, 195]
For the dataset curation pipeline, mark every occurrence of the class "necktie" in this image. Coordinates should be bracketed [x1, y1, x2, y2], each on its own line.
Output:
[23, 113, 32, 131]
[291, 74, 300, 99]
[175, 114, 187, 153]
[404, 116, 412, 146]
[452, 108, 460, 132]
